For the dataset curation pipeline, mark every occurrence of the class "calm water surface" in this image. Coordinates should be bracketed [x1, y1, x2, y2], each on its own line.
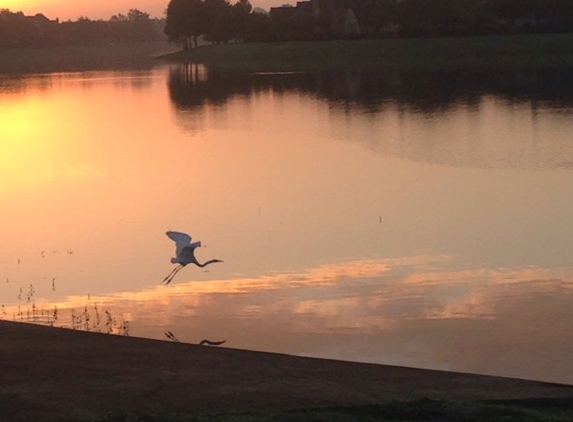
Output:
[1, 64, 572, 384]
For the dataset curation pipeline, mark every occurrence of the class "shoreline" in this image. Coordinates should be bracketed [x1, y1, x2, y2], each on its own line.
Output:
[3, 33, 573, 75]
[0, 40, 176, 74]
[159, 33, 573, 72]
[1, 319, 572, 421]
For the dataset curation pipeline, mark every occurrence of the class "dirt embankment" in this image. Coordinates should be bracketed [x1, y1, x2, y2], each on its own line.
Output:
[1, 320, 572, 421]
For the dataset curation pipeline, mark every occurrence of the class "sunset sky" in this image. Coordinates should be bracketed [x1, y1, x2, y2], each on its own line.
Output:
[2, 0, 289, 20]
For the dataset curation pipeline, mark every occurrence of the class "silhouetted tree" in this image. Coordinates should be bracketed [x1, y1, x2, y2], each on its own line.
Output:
[354, 0, 399, 37]
[0, 8, 161, 48]
[203, 0, 234, 44]
[165, 0, 204, 49]
[5, 0, 573, 50]
[109, 9, 157, 42]
[244, 10, 270, 41]
[232, 0, 253, 40]
[0, 9, 59, 47]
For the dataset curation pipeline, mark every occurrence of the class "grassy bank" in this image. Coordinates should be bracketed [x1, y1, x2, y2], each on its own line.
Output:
[0, 41, 177, 74]
[161, 32, 573, 72]
[61, 398, 573, 422]
[2, 33, 573, 75]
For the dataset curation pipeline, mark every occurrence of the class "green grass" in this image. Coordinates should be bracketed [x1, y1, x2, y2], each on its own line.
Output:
[3, 33, 573, 75]
[160, 33, 573, 72]
[55, 398, 573, 422]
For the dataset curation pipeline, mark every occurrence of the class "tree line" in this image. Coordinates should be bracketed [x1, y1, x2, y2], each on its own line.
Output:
[0, 9, 163, 48]
[374, 0, 573, 37]
[3, 0, 573, 50]
[164, 0, 573, 45]
[164, 0, 256, 48]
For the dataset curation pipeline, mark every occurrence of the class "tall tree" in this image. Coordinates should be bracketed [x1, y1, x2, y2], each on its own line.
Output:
[165, 0, 204, 49]
[127, 9, 150, 20]
[232, 0, 252, 40]
[203, 0, 234, 44]
[356, 0, 399, 37]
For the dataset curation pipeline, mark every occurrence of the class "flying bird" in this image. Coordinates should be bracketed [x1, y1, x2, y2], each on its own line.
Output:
[162, 231, 223, 285]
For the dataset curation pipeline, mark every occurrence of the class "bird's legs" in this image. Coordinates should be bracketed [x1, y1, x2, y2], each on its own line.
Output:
[162, 264, 184, 285]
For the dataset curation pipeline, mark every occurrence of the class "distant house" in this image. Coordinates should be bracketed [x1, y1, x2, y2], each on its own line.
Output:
[342, 7, 359, 35]
[252, 7, 269, 15]
[269, 5, 297, 20]
[312, 0, 362, 37]
[0, 11, 60, 48]
[25, 13, 59, 26]
[270, 0, 364, 39]
[296, 1, 313, 14]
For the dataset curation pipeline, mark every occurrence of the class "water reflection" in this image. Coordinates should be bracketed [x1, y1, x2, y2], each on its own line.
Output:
[4, 255, 573, 384]
[168, 64, 573, 171]
[2, 65, 573, 386]
[0, 70, 158, 97]
[168, 64, 573, 113]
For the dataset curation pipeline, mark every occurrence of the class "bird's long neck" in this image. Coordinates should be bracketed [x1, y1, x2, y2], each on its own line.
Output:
[197, 259, 221, 268]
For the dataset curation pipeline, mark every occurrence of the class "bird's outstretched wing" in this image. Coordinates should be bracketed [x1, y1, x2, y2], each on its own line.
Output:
[166, 231, 192, 245]
[166, 231, 201, 259]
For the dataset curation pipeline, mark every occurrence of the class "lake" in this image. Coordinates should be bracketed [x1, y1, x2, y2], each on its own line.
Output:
[1, 63, 573, 385]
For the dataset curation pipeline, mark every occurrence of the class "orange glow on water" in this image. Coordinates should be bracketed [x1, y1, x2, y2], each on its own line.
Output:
[3, 257, 573, 383]
[2, 67, 573, 385]
[0, 102, 97, 196]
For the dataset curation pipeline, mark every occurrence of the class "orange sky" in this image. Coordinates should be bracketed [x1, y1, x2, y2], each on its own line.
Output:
[3, 0, 287, 20]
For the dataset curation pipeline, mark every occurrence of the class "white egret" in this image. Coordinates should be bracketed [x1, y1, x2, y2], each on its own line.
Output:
[162, 231, 223, 285]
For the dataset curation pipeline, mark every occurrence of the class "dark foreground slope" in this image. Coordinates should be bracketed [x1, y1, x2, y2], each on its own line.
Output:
[1, 320, 572, 421]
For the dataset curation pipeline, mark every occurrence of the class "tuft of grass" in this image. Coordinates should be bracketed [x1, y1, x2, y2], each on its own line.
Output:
[160, 33, 573, 72]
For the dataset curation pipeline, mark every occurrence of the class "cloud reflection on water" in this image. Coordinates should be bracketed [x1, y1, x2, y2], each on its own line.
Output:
[4, 254, 572, 384]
